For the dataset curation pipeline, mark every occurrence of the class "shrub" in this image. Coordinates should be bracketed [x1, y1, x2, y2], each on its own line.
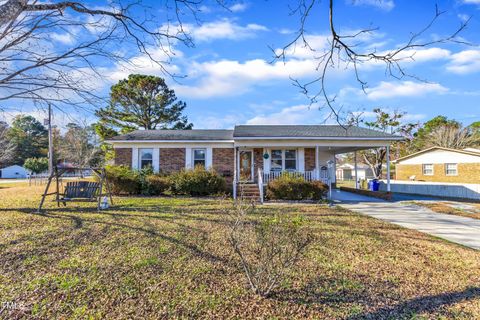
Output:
[227, 201, 313, 297]
[105, 165, 141, 195]
[146, 174, 172, 195]
[24, 157, 48, 174]
[266, 174, 328, 201]
[170, 166, 226, 196]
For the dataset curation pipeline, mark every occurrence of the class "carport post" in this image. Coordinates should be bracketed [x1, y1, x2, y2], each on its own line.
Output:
[386, 145, 391, 192]
[354, 151, 359, 189]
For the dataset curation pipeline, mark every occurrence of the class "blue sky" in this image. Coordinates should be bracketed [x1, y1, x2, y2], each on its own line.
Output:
[3, 0, 480, 129]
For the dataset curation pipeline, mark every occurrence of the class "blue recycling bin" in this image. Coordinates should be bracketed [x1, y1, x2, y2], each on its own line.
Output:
[369, 179, 380, 191]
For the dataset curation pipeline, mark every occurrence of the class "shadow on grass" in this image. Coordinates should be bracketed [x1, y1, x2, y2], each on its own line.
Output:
[0, 206, 235, 268]
[347, 287, 480, 319]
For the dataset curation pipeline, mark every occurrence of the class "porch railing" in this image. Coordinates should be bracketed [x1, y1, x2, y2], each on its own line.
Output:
[261, 169, 329, 185]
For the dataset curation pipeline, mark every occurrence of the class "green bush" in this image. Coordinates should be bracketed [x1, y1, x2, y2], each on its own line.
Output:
[146, 174, 172, 195]
[170, 166, 226, 196]
[105, 165, 141, 195]
[266, 174, 328, 201]
[24, 157, 48, 174]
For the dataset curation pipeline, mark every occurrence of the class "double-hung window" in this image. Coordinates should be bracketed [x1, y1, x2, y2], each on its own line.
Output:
[271, 150, 283, 171]
[193, 148, 206, 167]
[422, 163, 433, 176]
[270, 149, 297, 171]
[445, 163, 458, 176]
[139, 148, 153, 169]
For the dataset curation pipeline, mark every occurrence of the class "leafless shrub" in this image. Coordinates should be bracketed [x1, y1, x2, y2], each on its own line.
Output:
[225, 200, 313, 297]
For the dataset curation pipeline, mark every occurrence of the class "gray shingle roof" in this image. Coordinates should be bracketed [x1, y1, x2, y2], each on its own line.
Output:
[108, 129, 234, 141]
[107, 125, 402, 141]
[233, 125, 402, 138]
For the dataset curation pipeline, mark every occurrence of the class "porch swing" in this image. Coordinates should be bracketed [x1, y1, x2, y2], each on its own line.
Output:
[37, 166, 113, 213]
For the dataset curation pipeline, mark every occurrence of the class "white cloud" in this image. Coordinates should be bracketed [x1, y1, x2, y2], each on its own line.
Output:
[458, 14, 470, 22]
[229, 3, 249, 12]
[365, 81, 448, 100]
[349, 0, 395, 11]
[463, 0, 480, 4]
[446, 50, 480, 74]
[246, 104, 322, 125]
[185, 19, 268, 42]
[51, 33, 76, 45]
[174, 58, 322, 99]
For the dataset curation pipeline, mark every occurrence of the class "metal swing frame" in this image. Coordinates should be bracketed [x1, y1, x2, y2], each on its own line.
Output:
[37, 166, 113, 213]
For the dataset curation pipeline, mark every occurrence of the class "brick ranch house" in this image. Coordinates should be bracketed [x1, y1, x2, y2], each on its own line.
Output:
[106, 125, 402, 200]
[394, 147, 480, 184]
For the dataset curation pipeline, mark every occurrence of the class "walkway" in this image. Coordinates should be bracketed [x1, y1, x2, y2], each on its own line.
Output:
[332, 189, 480, 250]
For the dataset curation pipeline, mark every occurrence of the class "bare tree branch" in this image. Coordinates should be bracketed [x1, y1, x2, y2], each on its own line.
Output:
[275, 0, 471, 126]
[0, 0, 226, 112]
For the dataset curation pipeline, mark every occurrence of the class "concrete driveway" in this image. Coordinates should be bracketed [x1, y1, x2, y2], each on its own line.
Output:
[332, 189, 480, 250]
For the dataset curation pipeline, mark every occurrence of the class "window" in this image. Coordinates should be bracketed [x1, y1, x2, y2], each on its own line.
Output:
[284, 149, 296, 171]
[193, 148, 206, 167]
[139, 148, 153, 169]
[270, 149, 297, 171]
[271, 150, 282, 171]
[445, 163, 458, 176]
[422, 164, 433, 175]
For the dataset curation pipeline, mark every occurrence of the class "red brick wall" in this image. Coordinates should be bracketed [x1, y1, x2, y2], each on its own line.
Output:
[160, 148, 185, 173]
[305, 148, 316, 171]
[114, 148, 132, 167]
[253, 148, 263, 180]
[213, 148, 234, 183]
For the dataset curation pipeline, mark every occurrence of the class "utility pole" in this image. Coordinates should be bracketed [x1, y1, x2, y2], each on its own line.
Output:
[45, 104, 54, 175]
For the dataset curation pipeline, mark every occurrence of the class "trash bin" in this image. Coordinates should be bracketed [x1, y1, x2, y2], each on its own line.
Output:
[369, 179, 380, 191]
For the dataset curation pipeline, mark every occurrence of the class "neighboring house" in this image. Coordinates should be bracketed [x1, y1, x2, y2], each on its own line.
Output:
[106, 125, 402, 197]
[336, 163, 374, 181]
[0, 165, 29, 179]
[394, 147, 480, 183]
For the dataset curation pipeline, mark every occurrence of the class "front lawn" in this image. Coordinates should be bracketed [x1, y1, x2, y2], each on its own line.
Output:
[2, 185, 480, 319]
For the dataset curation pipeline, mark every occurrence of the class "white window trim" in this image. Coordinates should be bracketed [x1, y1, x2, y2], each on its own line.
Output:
[270, 149, 298, 171]
[445, 163, 458, 176]
[422, 163, 434, 176]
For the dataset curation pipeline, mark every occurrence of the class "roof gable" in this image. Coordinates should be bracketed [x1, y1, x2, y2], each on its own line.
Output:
[394, 147, 480, 163]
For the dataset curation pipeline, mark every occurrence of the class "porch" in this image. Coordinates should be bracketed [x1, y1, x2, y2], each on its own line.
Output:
[232, 143, 395, 203]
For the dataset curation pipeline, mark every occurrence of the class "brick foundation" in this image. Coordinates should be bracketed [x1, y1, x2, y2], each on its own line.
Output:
[114, 148, 132, 167]
[160, 148, 185, 173]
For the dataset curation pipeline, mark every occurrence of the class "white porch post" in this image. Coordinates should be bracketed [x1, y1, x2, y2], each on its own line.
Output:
[315, 146, 320, 180]
[298, 148, 305, 172]
[233, 147, 237, 200]
[354, 151, 359, 189]
[386, 145, 391, 192]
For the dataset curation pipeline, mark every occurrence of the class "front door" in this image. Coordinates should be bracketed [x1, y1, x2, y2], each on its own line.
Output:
[239, 150, 253, 181]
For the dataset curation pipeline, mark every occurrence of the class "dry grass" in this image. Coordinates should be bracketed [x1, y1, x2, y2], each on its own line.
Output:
[413, 201, 480, 220]
[1, 185, 480, 319]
